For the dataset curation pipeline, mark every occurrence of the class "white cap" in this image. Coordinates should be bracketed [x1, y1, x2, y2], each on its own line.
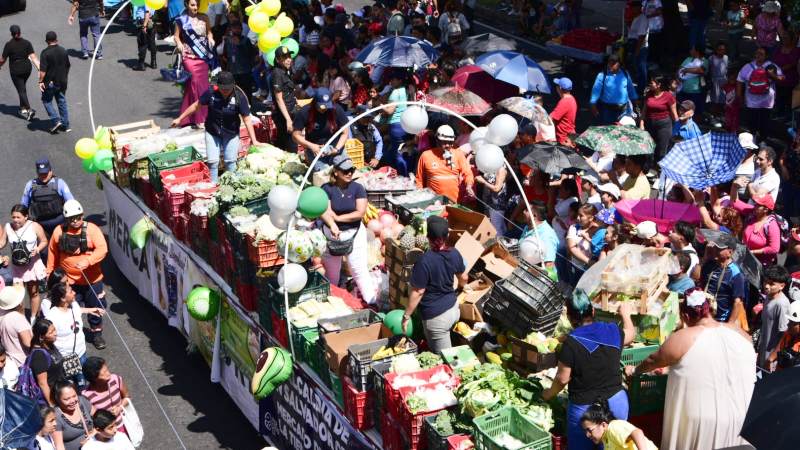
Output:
[436, 125, 456, 141]
[787, 301, 800, 323]
[635, 221, 658, 239]
[738, 132, 759, 150]
[597, 183, 621, 200]
[582, 173, 599, 186]
[63, 199, 84, 218]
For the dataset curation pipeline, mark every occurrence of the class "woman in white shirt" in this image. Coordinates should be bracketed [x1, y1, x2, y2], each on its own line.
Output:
[44, 283, 104, 367]
[36, 406, 63, 450]
[567, 204, 603, 270]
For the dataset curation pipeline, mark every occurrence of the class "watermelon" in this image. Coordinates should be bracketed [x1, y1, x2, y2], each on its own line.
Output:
[251, 347, 294, 400]
[186, 286, 221, 321]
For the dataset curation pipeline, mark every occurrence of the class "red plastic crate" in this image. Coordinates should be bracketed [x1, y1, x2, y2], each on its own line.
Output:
[159, 161, 209, 185]
[184, 185, 217, 215]
[171, 213, 188, 242]
[236, 281, 257, 312]
[189, 214, 210, 239]
[162, 186, 187, 219]
[382, 414, 404, 450]
[210, 242, 224, 277]
[397, 384, 459, 450]
[384, 365, 457, 421]
[342, 377, 374, 430]
[136, 178, 157, 210]
[245, 234, 285, 268]
[271, 312, 288, 348]
[552, 434, 566, 450]
[446, 434, 473, 450]
[630, 412, 663, 447]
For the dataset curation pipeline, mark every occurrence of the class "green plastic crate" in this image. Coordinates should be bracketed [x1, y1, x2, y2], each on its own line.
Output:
[329, 369, 343, 407]
[311, 342, 331, 387]
[621, 344, 660, 368]
[293, 327, 317, 364]
[146, 146, 201, 192]
[621, 345, 667, 416]
[268, 271, 330, 319]
[473, 406, 552, 450]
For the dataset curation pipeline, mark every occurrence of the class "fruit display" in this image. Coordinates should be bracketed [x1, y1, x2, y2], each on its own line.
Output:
[371, 336, 413, 360]
[397, 216, 429, 251]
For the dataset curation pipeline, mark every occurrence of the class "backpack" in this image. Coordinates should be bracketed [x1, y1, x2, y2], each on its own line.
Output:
[28, 178, 64, 222]
[766, 213, 790, 252]
[17, 348, 51, 407]
[446, 14, 462, 39]
[8, 223, 31, 267]
[747, 63, 770, 95]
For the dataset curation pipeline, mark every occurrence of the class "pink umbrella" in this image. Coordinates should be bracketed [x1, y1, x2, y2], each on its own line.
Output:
[614, 199, 702, 233]
[451, 65, 520, 104]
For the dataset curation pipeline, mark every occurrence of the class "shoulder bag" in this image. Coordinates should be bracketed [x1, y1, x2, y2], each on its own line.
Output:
[327, 225, 359, 256]
[59, 307, 83, 379]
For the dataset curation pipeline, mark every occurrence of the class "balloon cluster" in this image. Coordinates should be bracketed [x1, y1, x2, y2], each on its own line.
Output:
[246, 0, 300, 66]
[130, 0, 166, 10]
[399, 108, 519, 175]
[74, 126, 114, 174]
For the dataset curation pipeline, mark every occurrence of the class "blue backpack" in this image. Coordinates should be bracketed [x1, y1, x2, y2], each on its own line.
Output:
[17, 348, 51, 407]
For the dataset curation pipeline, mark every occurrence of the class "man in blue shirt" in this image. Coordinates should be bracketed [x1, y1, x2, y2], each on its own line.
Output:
[21, 158, 75, 235]
[672, 100, 702, 140]
[667, 252, 696, 295]
[699, 233, 747, 323]
[589, 54, 638, 125]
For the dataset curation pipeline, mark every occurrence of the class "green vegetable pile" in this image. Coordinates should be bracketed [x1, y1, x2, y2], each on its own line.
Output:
[431, 410, 472, 436]
[405, 394, 428, 414]
[416, 352, 443, 369]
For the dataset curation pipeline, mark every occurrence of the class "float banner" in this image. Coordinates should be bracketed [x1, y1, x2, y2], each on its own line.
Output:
[259, 369, 378, 450]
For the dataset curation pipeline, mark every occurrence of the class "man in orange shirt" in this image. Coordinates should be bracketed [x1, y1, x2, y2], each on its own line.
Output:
[416, 125, 475, 203]
[47, 200, 109, 349]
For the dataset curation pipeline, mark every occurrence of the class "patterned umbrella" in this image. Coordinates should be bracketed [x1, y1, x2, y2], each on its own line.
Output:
[475, 51, 551, 94]
[498, 97, 550, 122]
[517, 142, 592, 176]
[451, 65, 520, 103]
[659, 132, 746, 190]
[423, 86, 491, 116]
[575, 125, 655, 155]
[355, 36, 438, 68]
[461, 33, 517, 55]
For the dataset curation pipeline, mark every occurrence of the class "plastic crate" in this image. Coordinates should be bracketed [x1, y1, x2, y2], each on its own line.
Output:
[397, 388, 450, 450]
[298, 329, 319, 365]
[384, 365, 457, 420]
[160, 162, 210, 193]
[258, 298, 273, 335]
[344, 139, 365, 169]
[473, 406, 552, 450]
[387, 194, 449, 225]
[347, 338, 418, 392]
[629, 412, 663, 447]
[235, 281, 257, 312]
[342, 376, 374, 430]
[317, 309, 382, 347]
[147, 146, 201, 191]
[551, 434, 565, 450]
[184, 185, 217, 215]
[620, 345, 667, 415]
[245, 234, 284, 268]
[509, 337, 558, 372]
[425, 413, 456, 450]
[382, 414, 405, 450]
[271, 313, 289, 348]
[621, 345, 660, 368]
[497, 236, 520, 258]
[498, 263, 565, 314]
[266, 271, 330, 319]
[370, 361, 393, 426]
[447, 434, 474, 450]
[329, 369, 343, 407]
[136, 178, 157, 211]
[311, 341, 331, 388]
[367, 188, 414, 210]
[482, 291, 562, 338]
[189, 214, 210, 240]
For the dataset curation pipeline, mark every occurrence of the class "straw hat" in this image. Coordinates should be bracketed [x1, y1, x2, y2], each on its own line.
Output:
[0, 285, 25, 311]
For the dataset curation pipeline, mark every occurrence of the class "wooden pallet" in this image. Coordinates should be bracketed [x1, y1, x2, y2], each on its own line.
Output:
[109, 119, 160, 151]
[599, 275, 669, 315]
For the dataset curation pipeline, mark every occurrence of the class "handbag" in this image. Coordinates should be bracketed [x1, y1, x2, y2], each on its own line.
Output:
[327, 226, 358, 256]
[122, 399, 145, 447]
[60, 307, 83, 379]
[160, 51, 192, 84]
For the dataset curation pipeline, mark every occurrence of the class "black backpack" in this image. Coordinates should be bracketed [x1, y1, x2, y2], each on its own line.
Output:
[9, 223, 32, 267]
[28, 178, 64, 222]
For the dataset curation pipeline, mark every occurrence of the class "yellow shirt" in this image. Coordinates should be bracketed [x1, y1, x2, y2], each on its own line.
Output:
[621, 173, 651, 200]
[603, 420, 658, 450]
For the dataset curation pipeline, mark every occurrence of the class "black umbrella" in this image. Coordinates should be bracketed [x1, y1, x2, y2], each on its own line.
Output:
[740, 366, 800, 450]
[699, 229, 762, 287]
[517, 142, 593, 176]
[0, 388, 42, 448]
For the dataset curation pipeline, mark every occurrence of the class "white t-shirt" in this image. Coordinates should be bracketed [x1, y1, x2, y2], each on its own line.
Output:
[674, 243, 700, 274]
[567, 224, 592, 266]
[36, 435, 57, 450]
[591, 152, 615, 174]
[587, 193, 602, 210]
[749, 168, 780, 203]
[44, 302, 87, 359]
[629, 14, 649, 48]
[81, 433, 136, 450]
[643, 0, 664, 31]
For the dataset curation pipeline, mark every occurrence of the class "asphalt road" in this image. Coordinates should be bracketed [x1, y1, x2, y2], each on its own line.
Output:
[0, 1, 264, 448]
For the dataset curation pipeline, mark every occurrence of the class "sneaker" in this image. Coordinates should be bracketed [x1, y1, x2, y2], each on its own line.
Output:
[150, 60, 157, 69]
[133, 62, 145, 71]
[96, 55, 103, 60]
[92, 334, 107, 350]
[49, 121, 62, 134]
[26, 109, 35, 121]
[60, 124, 72, 133]
[81, 53, 89, 60]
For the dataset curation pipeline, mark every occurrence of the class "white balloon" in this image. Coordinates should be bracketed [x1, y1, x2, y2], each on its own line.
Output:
[400, 106, 429, 134]
[278, 263, 308, 293]
[475, 144, 505, 174]
[269, 209, 294, 230]
[268, 185, 298, 213]
[486, 114, 519, 146]
[519, 237, 544, 266]
[469, 126, 488, 148]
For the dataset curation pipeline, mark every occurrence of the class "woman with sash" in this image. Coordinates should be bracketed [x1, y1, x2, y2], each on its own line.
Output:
[174, 0, 215, 127]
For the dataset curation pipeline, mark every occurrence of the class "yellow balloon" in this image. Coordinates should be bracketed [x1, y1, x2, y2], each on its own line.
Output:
[274, 14, 294, 38]
[198, 0, 209, 13]
[249, 10, 270, 34]
[75, 138, 99, 160]
[145, 0, 166, 9]
[259, 28, 281, 50]
[263, 0, 281, 16]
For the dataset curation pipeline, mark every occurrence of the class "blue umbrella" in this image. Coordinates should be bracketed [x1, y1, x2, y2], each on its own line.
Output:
[355, 36, 439, 68]
[0, 388, 42, 449]
[475, 51, 551, 94]
[659, 132, 746, 190]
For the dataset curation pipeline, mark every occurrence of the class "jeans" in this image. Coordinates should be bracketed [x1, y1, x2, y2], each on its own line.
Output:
[321, 226, 376, 304]
[72, 281, 106, 333]
[10, 71, 31, 110]
[41, 85, 69, 128]
[421, 303, 460, 353]
[205, 132, 240, 183]
[728, 32, 743, 61]
[567, 389, 629, 450]
[688, 17, 708, 50]
[79, 16, 102, 57]
[380, 122, 411, 176]
[488, 208, 507, 238]
[744, 106, 771, 140]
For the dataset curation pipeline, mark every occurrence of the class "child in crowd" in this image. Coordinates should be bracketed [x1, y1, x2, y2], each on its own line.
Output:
[80, 409, 136, 450]
[758, 265, 791, 369]
[581, 400, 658, 450]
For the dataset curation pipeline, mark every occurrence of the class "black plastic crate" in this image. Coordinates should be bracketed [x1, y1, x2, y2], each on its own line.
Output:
[482, 287, 563, 337]
[347, 338, 417, 392]
[317, 310, 382, 347]
[386, 194, 449, 225]
[498, 263, 565, 315]
[370, 360, 393, 431]
[424, 413, 456, 450]
[366, 188, 413, 210]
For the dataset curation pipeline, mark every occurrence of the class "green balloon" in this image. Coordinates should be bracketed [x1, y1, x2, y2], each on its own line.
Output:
[186, 286, 221, 321]
[297, 187, 329, 219]
[265, 47, 277, 66]
[131, 0, 145, 6]
[82, 158, 99, 174]
[280, 38, 299, 56]
[129, 217, 152, 249]
[384, 309, 414, 337]
[92, 149, 114, 172]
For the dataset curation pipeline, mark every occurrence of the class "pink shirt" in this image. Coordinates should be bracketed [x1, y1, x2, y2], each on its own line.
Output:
[0, 310, 30, 367]
[743, 218, 780, 265]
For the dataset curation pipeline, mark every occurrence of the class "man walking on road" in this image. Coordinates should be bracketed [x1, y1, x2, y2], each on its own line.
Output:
[38, 31, 71, 134]
[68, 0, 104, 60]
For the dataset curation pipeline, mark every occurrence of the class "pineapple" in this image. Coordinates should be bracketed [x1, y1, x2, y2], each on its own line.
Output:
[399, 232, 416, 250]
[415, 235, 429, 251]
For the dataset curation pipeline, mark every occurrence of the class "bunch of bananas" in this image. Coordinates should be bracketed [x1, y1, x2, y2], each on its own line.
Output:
[363, 202, 380, 224]
[371, 337, 410, 360]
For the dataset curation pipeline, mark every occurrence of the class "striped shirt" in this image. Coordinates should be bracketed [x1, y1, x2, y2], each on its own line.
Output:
[82, 374, 125, 427]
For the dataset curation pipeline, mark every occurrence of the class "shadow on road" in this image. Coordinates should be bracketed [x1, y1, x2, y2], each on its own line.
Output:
[154, 95, 182, 119]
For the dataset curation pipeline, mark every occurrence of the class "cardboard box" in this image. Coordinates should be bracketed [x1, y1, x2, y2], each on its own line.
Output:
[322, 323, 393, 376]
[459, 275, 493, 322]
[479, 243, 519, 281]
[448, 230, 484, 274]
[446, 206, 497, 244]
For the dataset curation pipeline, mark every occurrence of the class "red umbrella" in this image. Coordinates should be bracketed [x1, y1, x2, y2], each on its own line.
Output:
[423, 86, 491, 116]
[614, 199, 702, 233]
[451, 65, 520, 104]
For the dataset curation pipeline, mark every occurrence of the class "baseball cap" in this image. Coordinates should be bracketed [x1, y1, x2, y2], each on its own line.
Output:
[427, 216, 449, 239]
[553, 77, 573, 91]
[679, 100, 696, 111]
[45, 31, 57, 43]
[36, 158, 51, 174]
[634, 221, 658, 239]
[275, 46, 292, 59]
[314, 87, 334, 110]
[597, 183, 621, 200]
[331, 154, 355, 171]
[9, 25, 20, 36]
[738, 132, 759, 150]
[581, 173, 599, 186]
[752, 194, 775, 210]
[707, 232, 739, 250]
[786, 300, 800, 322]
[216, 71, 235, 90]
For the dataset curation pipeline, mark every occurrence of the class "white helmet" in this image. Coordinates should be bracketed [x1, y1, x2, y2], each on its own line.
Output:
[436, 125, 456, 142]
[63, 199, 84, 218]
